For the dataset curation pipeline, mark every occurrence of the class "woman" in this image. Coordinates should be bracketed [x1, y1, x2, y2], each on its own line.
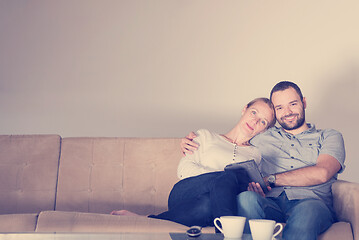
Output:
[112, 97, 275, 227]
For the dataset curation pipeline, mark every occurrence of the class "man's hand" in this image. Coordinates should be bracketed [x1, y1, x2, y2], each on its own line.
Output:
[248, 182, 271, 197]
[180, 132, 198, 156]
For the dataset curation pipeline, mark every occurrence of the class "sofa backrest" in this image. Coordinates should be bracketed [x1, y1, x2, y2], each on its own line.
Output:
[0, 135, 61, 214]
[55, 137, 182, 215]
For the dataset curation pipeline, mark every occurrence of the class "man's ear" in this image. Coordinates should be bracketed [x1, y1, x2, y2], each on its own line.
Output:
[302, 97, 307, 109]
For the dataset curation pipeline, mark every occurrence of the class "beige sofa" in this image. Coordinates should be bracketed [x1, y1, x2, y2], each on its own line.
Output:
[0, 135, 358, 239]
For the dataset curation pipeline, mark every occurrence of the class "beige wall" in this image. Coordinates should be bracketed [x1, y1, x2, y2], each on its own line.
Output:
[0, 0, 358, 182]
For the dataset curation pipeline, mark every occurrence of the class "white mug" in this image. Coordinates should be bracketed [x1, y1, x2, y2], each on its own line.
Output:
[213, 216, 246, 239]
[249, 219, 283, 240]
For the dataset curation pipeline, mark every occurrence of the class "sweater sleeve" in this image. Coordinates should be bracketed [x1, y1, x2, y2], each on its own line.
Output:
[177, 129, 218, 179]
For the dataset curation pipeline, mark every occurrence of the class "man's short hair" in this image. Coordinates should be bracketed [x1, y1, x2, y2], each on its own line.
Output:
[270, 81, 303, 102]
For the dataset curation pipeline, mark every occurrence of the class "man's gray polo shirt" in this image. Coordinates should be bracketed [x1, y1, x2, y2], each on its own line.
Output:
[250, 124, 345, 208]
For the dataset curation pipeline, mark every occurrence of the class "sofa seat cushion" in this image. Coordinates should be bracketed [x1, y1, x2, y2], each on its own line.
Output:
[35, 211, 190, 233]
[318, 221, 353, 240]
[0, 213, 38, 232]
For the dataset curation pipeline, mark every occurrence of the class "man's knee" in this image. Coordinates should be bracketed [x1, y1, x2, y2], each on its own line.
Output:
[236, 191, 266, 233]
[236, 191, 264, 216]
[237, 191, 261, 206]
[290, 199, 333, 221]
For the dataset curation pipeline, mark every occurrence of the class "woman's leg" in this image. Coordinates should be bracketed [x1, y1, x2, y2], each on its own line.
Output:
[210, 170, 250, 219]
[150, 172, 223, 227]
[167, 171, 222, 209]
[110, 210, 139, 216]
[149, 192, 213, 227]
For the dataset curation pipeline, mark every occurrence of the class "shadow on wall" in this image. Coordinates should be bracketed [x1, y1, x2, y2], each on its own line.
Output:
[311, 60, 358, 182]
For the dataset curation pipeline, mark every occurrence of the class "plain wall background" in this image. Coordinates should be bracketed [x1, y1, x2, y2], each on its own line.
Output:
[0, 0, 358, 182]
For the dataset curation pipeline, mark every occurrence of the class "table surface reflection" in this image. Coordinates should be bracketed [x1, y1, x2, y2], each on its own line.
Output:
[0, 232, 265, 240]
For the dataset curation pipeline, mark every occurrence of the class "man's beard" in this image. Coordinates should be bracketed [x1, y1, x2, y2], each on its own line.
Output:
[278, 112, 305, 131]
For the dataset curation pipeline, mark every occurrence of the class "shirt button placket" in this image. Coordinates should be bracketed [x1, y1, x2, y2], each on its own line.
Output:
[289, 141, 295, 160]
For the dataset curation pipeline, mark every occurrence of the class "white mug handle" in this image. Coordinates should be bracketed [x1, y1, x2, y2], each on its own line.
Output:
[272, 223, 283, 239]
[213, 217, 224, 234]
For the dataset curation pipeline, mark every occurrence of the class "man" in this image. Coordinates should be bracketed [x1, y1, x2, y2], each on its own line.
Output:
[181, 81, 345, 240]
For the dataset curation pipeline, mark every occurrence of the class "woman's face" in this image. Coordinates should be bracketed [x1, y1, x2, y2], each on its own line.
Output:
[239, 101, 275, 138]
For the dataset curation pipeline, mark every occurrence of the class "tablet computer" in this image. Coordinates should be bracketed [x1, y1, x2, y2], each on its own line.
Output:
[224, 159, 268, 193]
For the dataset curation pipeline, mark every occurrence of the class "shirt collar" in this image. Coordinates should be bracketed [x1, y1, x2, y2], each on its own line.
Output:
[275, 123, 316, 137]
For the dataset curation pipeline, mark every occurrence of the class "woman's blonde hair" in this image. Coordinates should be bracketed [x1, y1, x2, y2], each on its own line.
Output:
[246, 97, 276, 128]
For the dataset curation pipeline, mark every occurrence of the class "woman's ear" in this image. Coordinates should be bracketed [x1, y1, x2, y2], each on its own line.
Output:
[241, 106, 247, 116]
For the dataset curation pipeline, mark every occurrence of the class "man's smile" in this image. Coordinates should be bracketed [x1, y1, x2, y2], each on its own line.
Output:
[282, 114, 298, 122]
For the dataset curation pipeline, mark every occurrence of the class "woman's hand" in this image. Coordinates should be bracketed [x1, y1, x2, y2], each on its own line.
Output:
[180, 132, 198, 156]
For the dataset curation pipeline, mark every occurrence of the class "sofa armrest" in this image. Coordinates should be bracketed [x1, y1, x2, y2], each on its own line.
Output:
[332, 180, 359, 240]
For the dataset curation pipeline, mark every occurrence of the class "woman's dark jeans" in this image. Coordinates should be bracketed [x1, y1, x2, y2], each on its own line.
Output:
[149, 170, 250, 227]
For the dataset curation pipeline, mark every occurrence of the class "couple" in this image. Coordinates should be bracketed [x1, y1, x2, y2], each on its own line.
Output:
[112, 97, 276, 223]
[113, 81, 345, 240]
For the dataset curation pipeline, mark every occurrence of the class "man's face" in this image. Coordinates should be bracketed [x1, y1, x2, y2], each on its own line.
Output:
[271, 87, 306, 131]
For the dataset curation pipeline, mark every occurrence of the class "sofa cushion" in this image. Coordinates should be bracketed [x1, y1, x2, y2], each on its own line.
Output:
[0, 135, 61, 214]
[55, 137, 182, 215]
[35, 211, 188, 233]
[332, 180, 359, 240]
[318, 222, 353, 240]
[0, 213, 39, 232]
